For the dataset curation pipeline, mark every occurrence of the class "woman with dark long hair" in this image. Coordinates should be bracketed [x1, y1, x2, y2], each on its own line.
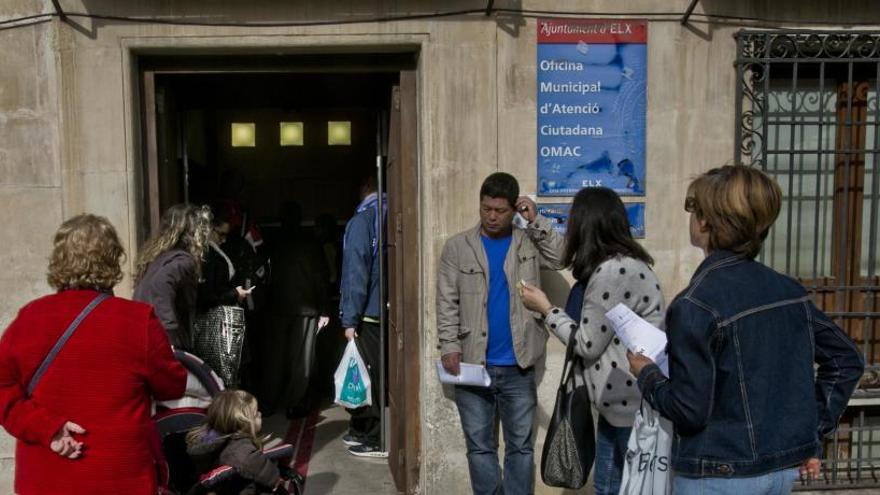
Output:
[521, 187, 665, 495]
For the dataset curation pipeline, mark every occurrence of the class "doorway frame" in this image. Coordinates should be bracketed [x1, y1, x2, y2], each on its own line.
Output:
[121, 36, 425, 494]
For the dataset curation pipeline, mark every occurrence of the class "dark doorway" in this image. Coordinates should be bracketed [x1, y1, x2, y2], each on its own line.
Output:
[137, 54, 420, 493]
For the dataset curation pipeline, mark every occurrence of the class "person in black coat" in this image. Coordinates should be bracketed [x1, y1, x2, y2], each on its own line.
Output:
[260, 202, 331, 417]
[197, 211, 254, 313]
[197, 213, 252, 313]
[134, 204, 212, 350]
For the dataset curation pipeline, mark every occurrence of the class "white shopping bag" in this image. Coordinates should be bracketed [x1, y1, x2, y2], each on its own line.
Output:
[334, 339, 373, 409]
[619, 401, 673, 495]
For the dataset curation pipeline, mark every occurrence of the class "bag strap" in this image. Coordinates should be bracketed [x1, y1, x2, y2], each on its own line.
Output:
[557, 324, 582, 392]
[26, 293, 110, 397]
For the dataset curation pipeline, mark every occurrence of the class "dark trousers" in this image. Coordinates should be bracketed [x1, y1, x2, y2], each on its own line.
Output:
[282, 315, 318, 410]
[347, 321, 383, 445]
[258, 313, 316, 413]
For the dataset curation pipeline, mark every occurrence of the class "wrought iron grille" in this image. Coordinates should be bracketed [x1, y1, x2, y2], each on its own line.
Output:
[735, 30, 880, 490]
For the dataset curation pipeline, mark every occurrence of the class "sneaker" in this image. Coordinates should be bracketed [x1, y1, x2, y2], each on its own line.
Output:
[342, 434, 363, 447]
[348, 444, 389, 458]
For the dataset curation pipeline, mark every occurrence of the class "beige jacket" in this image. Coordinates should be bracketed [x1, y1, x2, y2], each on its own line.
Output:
[437, 215, 564, 368]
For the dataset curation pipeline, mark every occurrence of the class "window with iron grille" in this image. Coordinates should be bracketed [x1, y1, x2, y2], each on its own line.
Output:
[735, 30, 880, 489]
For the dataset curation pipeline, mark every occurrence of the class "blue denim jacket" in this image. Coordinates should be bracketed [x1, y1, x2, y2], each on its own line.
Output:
[338, 196, 383, 328]
[639, 250, 864, 478]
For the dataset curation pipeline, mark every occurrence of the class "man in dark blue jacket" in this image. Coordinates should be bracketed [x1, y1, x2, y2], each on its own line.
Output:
[339, 174, 387, 458]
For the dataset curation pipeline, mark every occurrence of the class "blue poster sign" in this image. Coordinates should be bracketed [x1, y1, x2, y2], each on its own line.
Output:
[537, 18, 647, 197]
[537, 202, 645, 239]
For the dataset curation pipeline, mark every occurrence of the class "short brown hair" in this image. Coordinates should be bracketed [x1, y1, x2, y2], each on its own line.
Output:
[688, 165, 782, 259]
[47, 214, 125, 290]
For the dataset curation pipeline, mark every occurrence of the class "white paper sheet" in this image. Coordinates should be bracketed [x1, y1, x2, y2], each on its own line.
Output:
[512, 193, 538, 229]
[605, 303, 669, 376]
[435, 360, 492, 387]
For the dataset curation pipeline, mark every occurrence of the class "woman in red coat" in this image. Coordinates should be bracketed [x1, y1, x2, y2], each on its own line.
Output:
[0, 214, 187, 494]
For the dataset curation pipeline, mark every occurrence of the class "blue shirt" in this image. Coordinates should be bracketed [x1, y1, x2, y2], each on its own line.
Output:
[481, 235, 516, 366]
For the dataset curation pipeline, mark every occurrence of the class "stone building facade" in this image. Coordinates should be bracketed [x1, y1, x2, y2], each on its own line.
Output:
[1, 1, 879, 492]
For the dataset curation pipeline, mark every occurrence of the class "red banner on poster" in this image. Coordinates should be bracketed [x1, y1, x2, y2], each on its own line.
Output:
[537, 18, 647, 44]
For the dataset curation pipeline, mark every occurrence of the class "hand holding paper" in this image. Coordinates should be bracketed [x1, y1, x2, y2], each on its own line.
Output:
[436, 360, 492, 387]
[605, 303, 668, 376]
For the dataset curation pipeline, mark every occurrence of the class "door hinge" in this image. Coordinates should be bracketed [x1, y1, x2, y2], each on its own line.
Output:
[397, 331, 404, 352]
[393, 88, 401, 111]
[396, 212, 403, 234]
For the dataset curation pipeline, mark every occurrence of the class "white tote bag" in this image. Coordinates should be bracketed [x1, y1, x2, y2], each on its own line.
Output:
[334, 339, 373, 409]
[619, 401, 673, 495]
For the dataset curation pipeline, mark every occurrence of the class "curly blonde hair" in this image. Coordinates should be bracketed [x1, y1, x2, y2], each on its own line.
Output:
[134, 204, 212, 283]
[47, 214, 125, 291]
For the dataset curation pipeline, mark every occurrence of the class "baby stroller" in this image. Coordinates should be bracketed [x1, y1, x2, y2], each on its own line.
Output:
[154, 350, 303, 495]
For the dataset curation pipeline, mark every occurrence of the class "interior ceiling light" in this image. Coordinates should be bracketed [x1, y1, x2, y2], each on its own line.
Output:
[231, 123, 256, 147]
[327, 121, 351, 146]
[280, 122, 304, 146]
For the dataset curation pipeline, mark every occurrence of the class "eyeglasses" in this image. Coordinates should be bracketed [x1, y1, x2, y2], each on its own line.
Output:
[684, 197, 698, 213]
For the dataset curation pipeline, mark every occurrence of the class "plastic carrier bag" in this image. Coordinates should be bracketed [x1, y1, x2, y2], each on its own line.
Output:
[334, 339, 372, 409]
[618, 401, 673, 495]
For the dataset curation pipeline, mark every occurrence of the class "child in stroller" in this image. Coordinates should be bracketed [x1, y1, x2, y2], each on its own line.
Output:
[154, 351, 302, 495]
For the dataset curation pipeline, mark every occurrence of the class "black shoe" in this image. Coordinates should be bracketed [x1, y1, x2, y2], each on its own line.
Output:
[348, 444, 388, 458]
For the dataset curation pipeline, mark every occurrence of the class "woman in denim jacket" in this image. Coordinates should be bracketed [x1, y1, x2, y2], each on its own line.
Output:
[628, 165, 864, 494]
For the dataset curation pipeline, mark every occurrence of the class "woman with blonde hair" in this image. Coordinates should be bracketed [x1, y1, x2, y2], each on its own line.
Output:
[187, 390, 283, 494]
[0, 214, 186, 494]
[628, 165, 864, 494]
[134, 203, 212, 350]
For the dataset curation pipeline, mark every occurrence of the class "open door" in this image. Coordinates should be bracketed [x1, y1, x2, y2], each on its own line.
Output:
[385, 70, 420, 493]
[141, 70, 161, 238]
[140, 70, 185, 240]
[140, 55, 420, 491]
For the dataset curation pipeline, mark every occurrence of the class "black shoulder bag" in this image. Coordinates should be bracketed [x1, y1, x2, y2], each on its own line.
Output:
[540, 326, 596, 488]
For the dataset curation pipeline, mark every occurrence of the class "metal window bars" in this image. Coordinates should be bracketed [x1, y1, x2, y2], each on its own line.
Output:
[735, 30, 880, 490]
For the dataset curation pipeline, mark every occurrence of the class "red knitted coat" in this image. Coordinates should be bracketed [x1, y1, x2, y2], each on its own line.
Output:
[0, 289, 187, 494]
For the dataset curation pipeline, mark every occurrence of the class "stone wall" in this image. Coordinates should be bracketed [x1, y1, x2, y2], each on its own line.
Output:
[1, 0, 879, 492]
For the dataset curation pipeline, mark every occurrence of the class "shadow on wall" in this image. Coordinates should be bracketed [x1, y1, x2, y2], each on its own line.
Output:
[534, 269, 572, 387]
[691, 0, 880, 32]
[70, 0, 524, 32]
[675, 0, 880, 44]
[534, 270, 582, 495]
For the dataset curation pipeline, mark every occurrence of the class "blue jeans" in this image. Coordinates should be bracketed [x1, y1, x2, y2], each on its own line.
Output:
[673, 468, 799, 495]
[454, 366, 536, 495]
[594, 415, 632, 495]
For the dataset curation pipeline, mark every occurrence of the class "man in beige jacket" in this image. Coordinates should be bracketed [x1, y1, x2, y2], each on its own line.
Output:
[437, 172, 564, 494]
